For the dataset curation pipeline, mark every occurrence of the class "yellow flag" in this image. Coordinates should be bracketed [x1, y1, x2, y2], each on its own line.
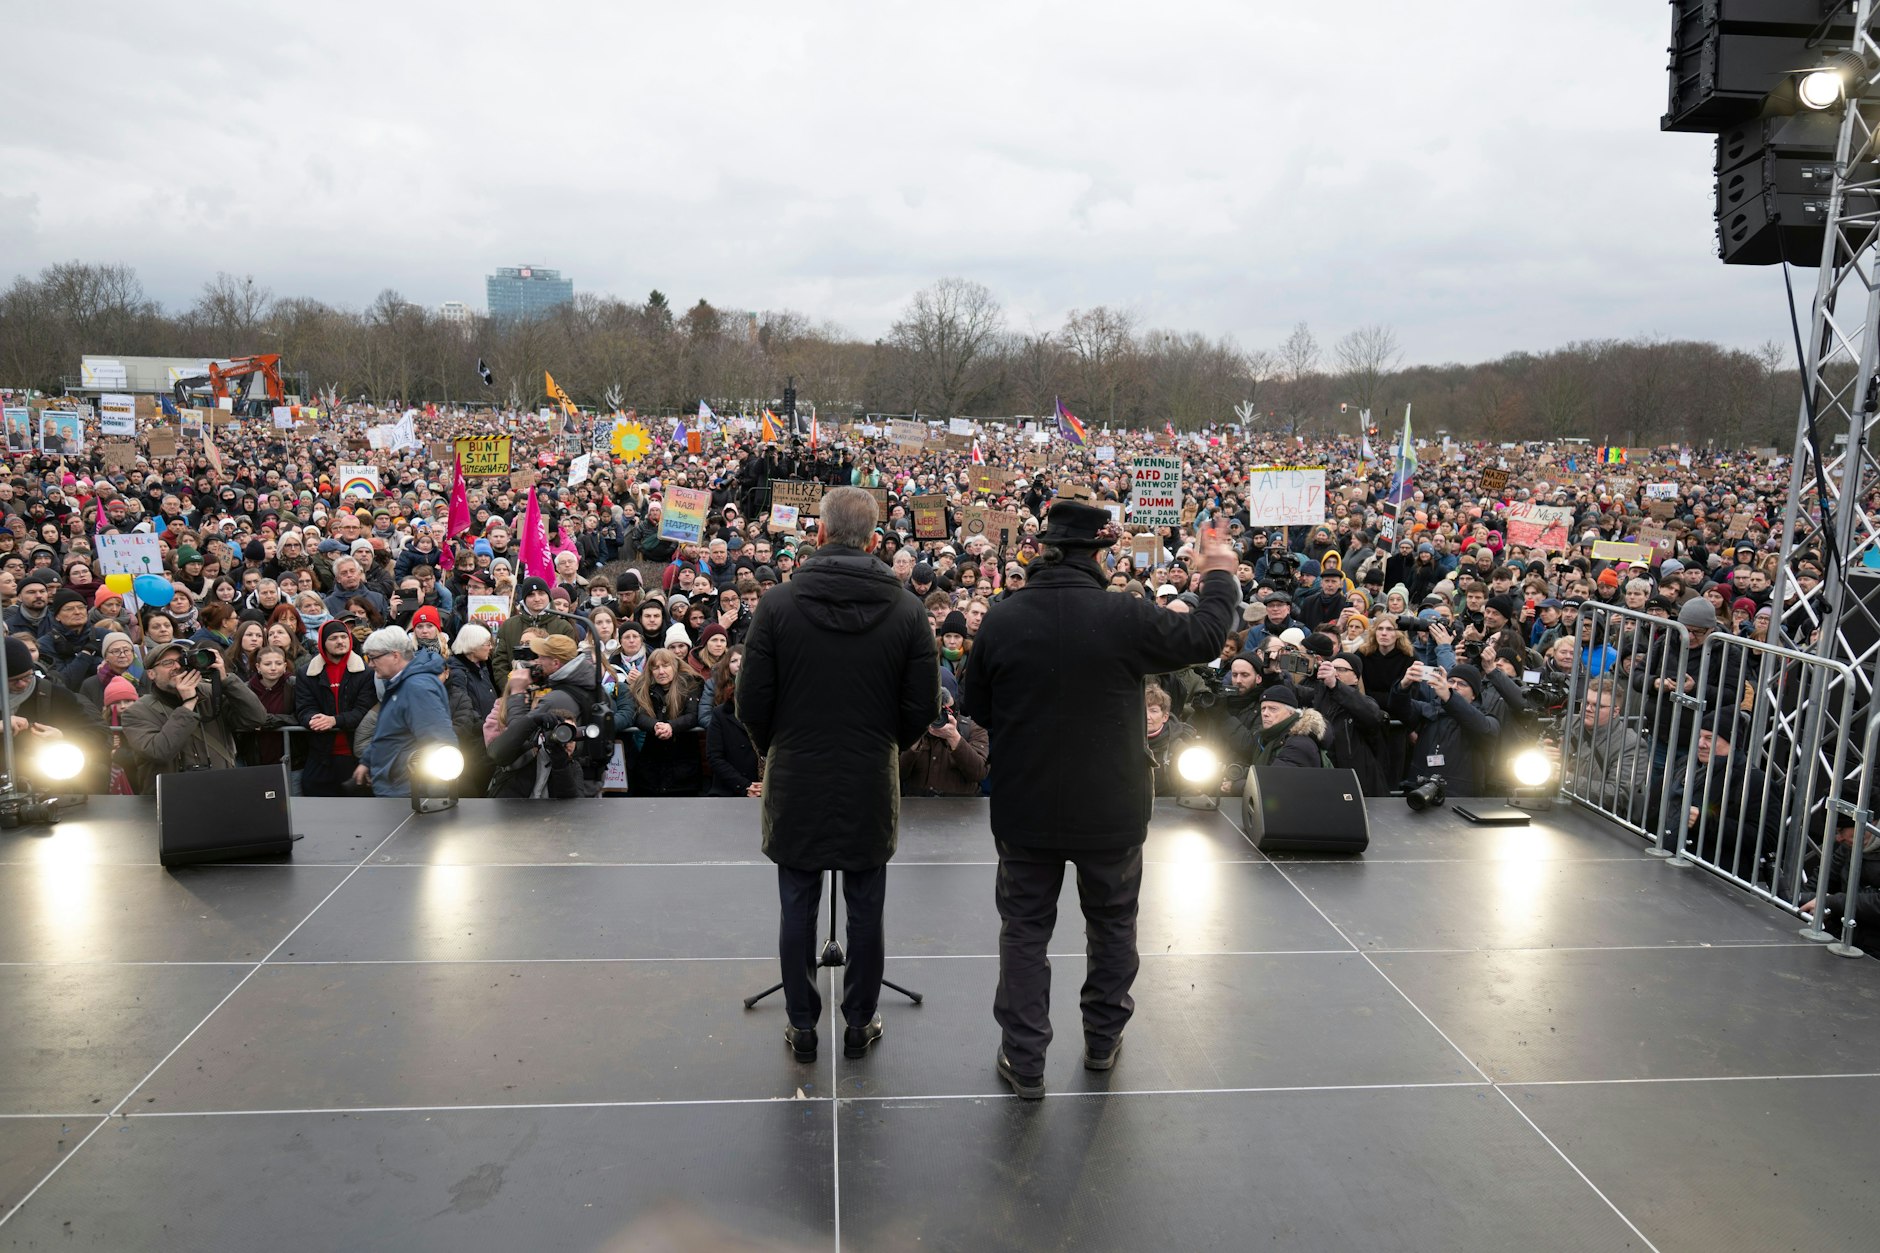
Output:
[544, 372, 576, 415]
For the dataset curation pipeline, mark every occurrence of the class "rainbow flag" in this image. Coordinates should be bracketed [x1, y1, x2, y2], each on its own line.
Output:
[1054, 396, 1087, 445]
[1600, 446, 1626, 465]
[1386, 413, 1416, 509]
[759, 409, 785, 442]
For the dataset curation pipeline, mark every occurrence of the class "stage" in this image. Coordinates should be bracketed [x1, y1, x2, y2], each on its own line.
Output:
[3, 794, 1880, 1251]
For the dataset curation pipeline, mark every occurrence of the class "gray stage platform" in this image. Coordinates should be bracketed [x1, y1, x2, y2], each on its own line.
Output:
[2, 794, 1879, 1251]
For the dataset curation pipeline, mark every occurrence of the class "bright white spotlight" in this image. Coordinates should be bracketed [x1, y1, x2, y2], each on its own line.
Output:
[1511, 748, 1554, 789]
[1799, 68, 1844, 110]
[414, 743, 464, 782]
[33, 741, 85, 783]
[1177, 744, 1221, 784]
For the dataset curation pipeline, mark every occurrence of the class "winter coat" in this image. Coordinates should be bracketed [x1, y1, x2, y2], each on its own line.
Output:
[1390, 683, 1503, 796]
[359, 649, 455, 798]
[485, 693, 586, 798]
[1249, 707, 1329, 768]
[705, 706, 761, 796]
[1300, 679, 1390, 795]
[295, 625, 376, 764]
[620, 679, 704, 796]
[489, 608, 578, 691]
[36, 620, 99, 691]
[6, 672, 111, 793]
[738, 545, 939, 871]
[962, 562, 1236, 851]
[898, 716, 990, 797]
[119, 674, 270, 785]
[447, 654, 497, 724]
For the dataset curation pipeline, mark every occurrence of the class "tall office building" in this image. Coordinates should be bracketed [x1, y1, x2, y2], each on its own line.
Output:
[485, 266, 573, 320]
[438, 300, 472, 324]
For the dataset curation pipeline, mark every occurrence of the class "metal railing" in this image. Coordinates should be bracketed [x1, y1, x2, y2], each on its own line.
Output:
[1561, 601, 1872, 954]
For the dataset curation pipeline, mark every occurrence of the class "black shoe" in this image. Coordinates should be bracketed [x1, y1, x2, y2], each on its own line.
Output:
[996, 1050, 1045, 1100]
[1083, 1035, 1123, 1072]
[784, 1025, 817, 1061]
[844, 1014, 884, 1059]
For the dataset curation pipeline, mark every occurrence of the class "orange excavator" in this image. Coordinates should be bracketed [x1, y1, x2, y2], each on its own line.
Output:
[171, 354, 287, 418]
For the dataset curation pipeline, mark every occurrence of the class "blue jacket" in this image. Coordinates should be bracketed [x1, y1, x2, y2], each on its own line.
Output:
[362, 649, 454, 797]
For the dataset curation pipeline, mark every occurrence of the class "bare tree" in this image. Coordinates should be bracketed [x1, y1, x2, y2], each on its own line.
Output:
[192, 272, 273, 346]
[1334, 324, 1402, 419]
[1061, 306, 1139, 426]
[1274, 322, 1323, 434]
[889, 277, 1008, 418]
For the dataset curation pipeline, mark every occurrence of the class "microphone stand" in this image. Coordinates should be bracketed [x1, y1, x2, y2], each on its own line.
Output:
[743, 870, 923, 1009]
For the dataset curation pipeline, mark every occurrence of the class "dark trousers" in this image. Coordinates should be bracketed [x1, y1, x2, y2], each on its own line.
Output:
[776, 865, 887, 1031]
[300, 753, 358, 797]
[992, 839, 1143, 1078]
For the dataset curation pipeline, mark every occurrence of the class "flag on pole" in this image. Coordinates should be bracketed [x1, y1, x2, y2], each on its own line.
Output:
[518, 487, 555, 584]
[545, 372, 577, 416]
[94, 496, 109, 537]
[477, 358, 494, 387]
[446, 452, 470, 538]
[760, 409, 785, 442]
[1054, 397, 1087, 445]
[1165, 420, 1176, 439]
[1386, 411, 1416, 509]
[971, 439, 984, 465]
[698, 400, 716, 428]
[672, 415, 688, 445]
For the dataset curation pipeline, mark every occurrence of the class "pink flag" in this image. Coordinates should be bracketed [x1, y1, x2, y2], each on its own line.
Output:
[518, 487, 555, 584]
[446, 452, 470, 538]
[94, 497, 108, 536]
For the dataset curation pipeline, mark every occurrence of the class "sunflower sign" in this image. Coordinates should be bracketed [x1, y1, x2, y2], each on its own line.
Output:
[611, 418, 653, 463]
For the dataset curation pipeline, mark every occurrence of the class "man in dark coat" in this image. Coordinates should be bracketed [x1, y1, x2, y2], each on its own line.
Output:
[738, 486, 939, 1064]
[962, 500, 1236, 1098]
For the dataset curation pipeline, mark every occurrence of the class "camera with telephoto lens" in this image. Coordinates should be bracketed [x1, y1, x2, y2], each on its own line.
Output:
[1187, 685, 1219, 712]
[1276, 649, 1315, 678]
[176, 647, 220, 673]
[1405, 776, 1448, 811]
[0, 791, 61, 829]
[544, 720, 601, 746]
[1396, 613, 1432, 634]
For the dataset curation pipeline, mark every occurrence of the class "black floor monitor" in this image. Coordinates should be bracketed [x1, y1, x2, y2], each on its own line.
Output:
[157, 763, 297, 866]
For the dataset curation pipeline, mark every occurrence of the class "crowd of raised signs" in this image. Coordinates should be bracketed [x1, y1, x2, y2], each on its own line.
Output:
[0, 400, 1808, 803]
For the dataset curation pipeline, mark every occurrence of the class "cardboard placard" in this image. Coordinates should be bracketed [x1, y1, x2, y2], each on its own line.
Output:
[1637, 525, 1676, 554]
[100, 442, 137, 470]
[1592, 540, 1654, 564]
[1022, 453, 1046, 469]
[1479, 467, 1510, 495]
[942, 432, 973, 452]
[1128, 456, 1182, 527]
[911, 494, 948, 540]
[967, 465, 995, 495]
[1506, 502, 1574, 551]
[985, 509, 1021, 552]
[1725, 513, 1755, 538]
[134, 394, 159, 419]
[887, 419, 926, 449]
[768, 503, 800, 532]
[1130, 534, 1165, 570]
[1647, 500, 1677, 520]
[862, 486, 889, 523]
[146, 428, 178, 459]
[509, 468, 539, 492]
[770, 479, 824, 517]
[428, 441, 454, 462]
[960, 505, 991, 544]
[455, 435, 513, 477]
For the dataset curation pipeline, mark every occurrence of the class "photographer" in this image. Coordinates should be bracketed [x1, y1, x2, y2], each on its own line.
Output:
[486, 689, 588, 799]
[1247, 686, 1328, 768]
[2, 637, 110, 793]
[1389, 660, 1502, 795]
[120, 639, 270, 785]
[1297, 644, 1389, 794]
[898, 687, 989, 797]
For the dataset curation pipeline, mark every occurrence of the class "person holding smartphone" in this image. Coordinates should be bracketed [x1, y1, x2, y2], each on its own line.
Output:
[1389, 660, 1503, 795]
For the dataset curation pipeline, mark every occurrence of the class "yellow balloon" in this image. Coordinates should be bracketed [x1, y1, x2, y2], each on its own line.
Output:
[104, 574, 134, 596]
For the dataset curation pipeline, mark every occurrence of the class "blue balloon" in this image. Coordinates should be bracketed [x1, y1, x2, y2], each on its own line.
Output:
[132, 575, 174, 606]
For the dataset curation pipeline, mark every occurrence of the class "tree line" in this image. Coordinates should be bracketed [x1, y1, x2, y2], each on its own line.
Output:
[0, 262, 1802, 446]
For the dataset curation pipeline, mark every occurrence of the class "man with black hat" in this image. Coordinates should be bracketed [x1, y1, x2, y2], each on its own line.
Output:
[1247, 685, 1328, 767]
[2, 637, 109, 793]
[1244, 589, 1299, 649]
[120, 638, 270, 785]
[491, 575, 577, 690]
[962, 498, 1236, 1099]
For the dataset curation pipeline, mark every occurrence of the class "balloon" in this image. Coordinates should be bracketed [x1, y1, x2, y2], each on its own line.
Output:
[104, 573, 134, 596]
[132, 575, 173, 607]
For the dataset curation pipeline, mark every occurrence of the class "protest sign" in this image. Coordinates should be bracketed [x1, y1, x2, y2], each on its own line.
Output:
[1093, 446, 1116, 462]
[2, 408, 28, 452]
[967, 465, 995, 495]
[466, 595, 511, 628]
[1645, 482, 1679, 500]
[1725, 513, 1756, 538]
[39, 411, 83, 453]
[100, 442, 137, 470]
[272, 406, 296, 429]
[1246, 467, 1325, 527]
[862, 487, 890, 522]
[455, 436, 512, 477]
[1505, 502, 1573, 550]
[1128, 456, 1182, 527]
[147, 427, 178, 459]
[960, 505, 991, 544]
[659, 486, 710, 543]
[98, 532, 165, 578]
[769, 503, 801, 532]
[1130, 534, 1165, 570]
[337, 465, 381, 499]
[887, 419, 926, 449]
[98, 394, 137, 436]
[1592, 540, 1654, 564]
[509, 468, 538, 492]
[180, 410, 204, 436]
[1637, 525, 1676, 555]
[568, 453, 591, 486]
[428, 441, 453, 461]
[134, 395, 158, 419]
[986, 509, 1021, 551]
[948, 417, 974, 436]
[1647, 499, 1678, 521]
[1479, 467, 1510, 496]
[911, 495, 948, 540]
[770, 480, 824, 517]
[943, 432, 973, 452]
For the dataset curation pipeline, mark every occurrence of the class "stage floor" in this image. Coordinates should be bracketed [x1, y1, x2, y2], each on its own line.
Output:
[3, 794, 1879, 1251]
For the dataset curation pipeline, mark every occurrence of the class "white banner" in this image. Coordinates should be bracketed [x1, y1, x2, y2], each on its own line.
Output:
[1129, 456, 1182, 527]
[1644, 482, 1679, 500]
[948, 417, 974, 436]
[1246, 467, 1326, 527]
[97, 532, 165, 578]
[568, 453, 592, 486]
[98, 393, 137, 436]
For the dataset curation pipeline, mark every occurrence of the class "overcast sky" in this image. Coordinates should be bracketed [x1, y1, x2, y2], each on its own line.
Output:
[1, 1, 1800, 366]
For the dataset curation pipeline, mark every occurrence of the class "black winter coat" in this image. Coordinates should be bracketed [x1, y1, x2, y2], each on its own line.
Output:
[738, 546, 939, 871]
[295, 645, 376, 764]
[962, 562, 1236, 851]
[623, 682, 703, 796]
[706, 708, 761, 796]
[1300, 679, 1390, 796]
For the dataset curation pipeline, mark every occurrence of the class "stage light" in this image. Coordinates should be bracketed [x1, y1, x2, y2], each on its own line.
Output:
[410, 742, 463, 814]
[1177, 745, 1220, 784]
[32, 741, 84, 783]
[414, 744, 464, 782]
[1799, 52, 1869, 111]
[1510, 748, 1555, 789]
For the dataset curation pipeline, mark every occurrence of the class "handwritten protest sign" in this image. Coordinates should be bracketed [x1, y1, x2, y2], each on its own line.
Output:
[466, 595, 511, 628]
[960, 505, 991, 544]
[1505, 502, 1574, 551]
[1246, 467, 1325, 527]
[768, 503, 800, 532]
[1644, 482, 1679, 500]
[658, 486, 711, 543]
[455, 436, 512, 477]
[770, 480, 824, 517]
[98, 394, 137, 436]
[887, 420, 926, 449]
[1592, 540, 1654, 564]
[1129, 456, 1182, 527]
[1479, 467, 1510, 496]
[911, 495, 948, 540]
[98, 532, 164, 579]
[986, 509, 1021, 551]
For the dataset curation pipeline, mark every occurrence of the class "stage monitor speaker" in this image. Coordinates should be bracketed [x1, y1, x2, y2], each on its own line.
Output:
[157, 763, 297, 867]
[1240, 766, 1369, 855]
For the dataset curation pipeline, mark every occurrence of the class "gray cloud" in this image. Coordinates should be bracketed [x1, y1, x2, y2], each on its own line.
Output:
[2, 0, 1795, 364]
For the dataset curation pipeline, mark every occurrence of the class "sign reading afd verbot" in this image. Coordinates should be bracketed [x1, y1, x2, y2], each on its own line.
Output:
[1129, 456, 1182, 527]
